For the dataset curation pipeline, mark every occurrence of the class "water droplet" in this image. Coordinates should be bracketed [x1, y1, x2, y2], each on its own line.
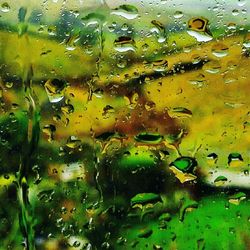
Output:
[202, 61, 221, 74]
[228, 153, 243, 167]
[229, 192, 246, 205]
[61, 104, 74, 115]
[44, 79, 67, 103]
[134, 132, 163, 144]
[211, 43, 229, 57]
[214, 176, 228, 186]
[173, 11, 183, 19]
[111, 5, 138, 20]
[189, 74, 207, 87]
[206, 153, 218, 165]
[168, 107, 192, 118]
[169, 157, 197, 183]
[1, 2, 10, 13]
[187, 30, 212, 42]
[187, 17, 212, 42]
[232, 9, 239, 16]
[93, 88, 104, 98]
[73, 241, 81, 248]
[66, 136, 81, 149]
[131, 193, 162, 206]
[42, 124, 56, 142]
[47, 26, 56, 36]
[114, 36, 136, 52]
[191, 54, 201, 64]
[151, 20, 165, 32]
[227, 22, 237, 31]
[243, 34, 250, 48]
[152, 59, 168, 72]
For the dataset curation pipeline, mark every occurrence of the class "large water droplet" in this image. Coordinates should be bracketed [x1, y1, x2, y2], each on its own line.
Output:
[214, 176, 228, 186]
[228, 153, 243, 167]
[229, 192, 246, 205]
[44, 79, 67, 103]
[168, 107, 192, 118]
[111, 5, 139, 20]
[187, 30, 213, 42]
[131, 193, 162, 206]
[134, 132, 163, 144]
[1, 2, 10, 13]
[169, 157, 197, 183]
[187, 17, 212, 42]
[211, 43, 229, 57]
[114, 36, 136, 52]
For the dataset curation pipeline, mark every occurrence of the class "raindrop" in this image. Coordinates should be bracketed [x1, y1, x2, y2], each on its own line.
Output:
[152, 59, 168, 72]
[228, 192, 246, 205]
[202, 61, 221, 74]
[114, 36, 136, 52]
[131, 193, 162, 206]
[168, 107, 192, 118]
[187, 17, 212, 42]
[242, 34, 250, 48]
[214, 176, 228, 186]
[134, 132, 163, 144]
[61, 104, 74, 115]
[228, 153, 243, 167]
[191, 54, 201, 64]
[211, 43, 229, 57]
[42, 124, 56, 142]
[44, 79, 67, 103]
[173, 11, 183, 19]
[66, 136, 81, 149]
[111, 5, 139, 20]
[169, 157, 197, 183]
[206, 153, 218, 165]
[232, 9, 239, 16]
[1, 2, 10, 13]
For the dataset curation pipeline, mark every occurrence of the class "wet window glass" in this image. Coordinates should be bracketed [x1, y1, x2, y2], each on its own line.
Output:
[0, 0, 250, 249]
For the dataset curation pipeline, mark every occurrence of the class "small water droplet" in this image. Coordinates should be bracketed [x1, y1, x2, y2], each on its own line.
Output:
[173, 11, 183, 19]
[232, 9, 239, 16]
